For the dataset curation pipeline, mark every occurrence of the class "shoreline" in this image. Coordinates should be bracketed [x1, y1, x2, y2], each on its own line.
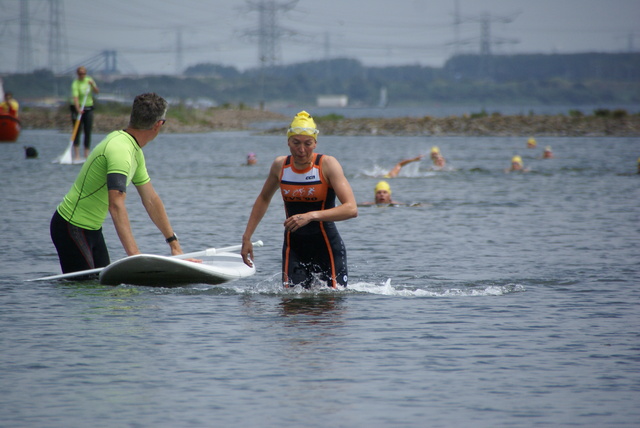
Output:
[314, 114, 640, 137]
[17, 108, 640, 137]
[18, 108, 289, 135]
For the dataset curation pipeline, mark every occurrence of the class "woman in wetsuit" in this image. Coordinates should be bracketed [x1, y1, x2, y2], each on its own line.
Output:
[240, 111, 358, 288]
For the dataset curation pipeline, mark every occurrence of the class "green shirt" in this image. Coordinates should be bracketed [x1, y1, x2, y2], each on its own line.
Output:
[57, 130, 151, 230]
[70, 76, 96, 107]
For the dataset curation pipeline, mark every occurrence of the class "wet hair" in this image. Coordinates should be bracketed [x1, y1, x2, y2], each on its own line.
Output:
[128, 93, 168, 130]
[24, 146, 38, 158]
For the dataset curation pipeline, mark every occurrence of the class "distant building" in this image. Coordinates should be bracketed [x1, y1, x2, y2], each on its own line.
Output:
[316, 95, 348, 108]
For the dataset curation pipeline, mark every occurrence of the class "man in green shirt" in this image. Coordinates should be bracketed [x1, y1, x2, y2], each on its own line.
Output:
[51, 93, 185, 274]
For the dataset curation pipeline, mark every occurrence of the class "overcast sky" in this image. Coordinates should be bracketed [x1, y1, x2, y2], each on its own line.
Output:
[1, 0, 638, 75]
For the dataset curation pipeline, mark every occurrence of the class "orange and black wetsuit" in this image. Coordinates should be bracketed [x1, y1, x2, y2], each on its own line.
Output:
[280, 153, 348, 288]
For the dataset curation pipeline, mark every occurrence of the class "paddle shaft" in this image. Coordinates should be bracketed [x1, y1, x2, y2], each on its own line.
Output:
[176, 240, 263, 259]
[70, 88, 90, 145]
[56, 88, 91, 164]
[26, 240, 264, 282]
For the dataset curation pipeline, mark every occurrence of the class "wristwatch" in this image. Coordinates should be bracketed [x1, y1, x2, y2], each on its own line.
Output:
[165, 233, 178, 244]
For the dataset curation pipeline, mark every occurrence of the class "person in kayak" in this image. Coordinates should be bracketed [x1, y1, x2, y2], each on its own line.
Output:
[0, 92, 19, 117]
[50, 93, 186, 275]
[240, 111, 358, 288]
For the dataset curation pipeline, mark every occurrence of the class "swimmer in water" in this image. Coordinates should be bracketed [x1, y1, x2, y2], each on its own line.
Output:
[505, 155, 530, 173]
[246, 152, 257, 165]
[384, 155, 425, 178]
[430, 146, 446, 168]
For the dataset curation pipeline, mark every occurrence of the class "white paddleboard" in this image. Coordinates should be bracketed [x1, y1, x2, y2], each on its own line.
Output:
[52, 152, 86, 165]
[99, 252, 255, 286]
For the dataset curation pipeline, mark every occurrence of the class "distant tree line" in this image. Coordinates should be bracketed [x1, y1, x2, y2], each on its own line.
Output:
[444, 53, 640, 82]
[4, 53, 640, 107]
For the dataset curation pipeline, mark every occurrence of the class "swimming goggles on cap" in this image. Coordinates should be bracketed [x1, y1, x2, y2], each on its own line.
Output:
[287, 127, 319, 135]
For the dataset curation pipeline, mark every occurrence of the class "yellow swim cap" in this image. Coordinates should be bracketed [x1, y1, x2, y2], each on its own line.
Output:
[431, 146, 440, 154]
[375, 180, 391, 194]
[512, 155, 523, 164]
[287, 111, 319, 140]
[527, 137, 537, 146]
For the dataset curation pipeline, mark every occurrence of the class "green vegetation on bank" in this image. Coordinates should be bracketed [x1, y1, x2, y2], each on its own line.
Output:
[17, 102, 640, 137]
[3, 53, 640, 107]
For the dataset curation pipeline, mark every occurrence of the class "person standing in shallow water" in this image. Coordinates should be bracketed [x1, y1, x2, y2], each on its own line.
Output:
[70, 66, 99, 161]
[51, 93, 186, 275]
[240, 111, 358, 288]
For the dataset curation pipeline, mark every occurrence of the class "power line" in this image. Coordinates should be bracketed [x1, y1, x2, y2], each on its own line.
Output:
[453, 0, 461, 55]
[463, 10, 520, 57]
[48, 0, 68, 73]
[175, 27, 184, 75]
[242, 0, 298, 68]
[11, 0, 69, 73]
[18, 0, 33, 71]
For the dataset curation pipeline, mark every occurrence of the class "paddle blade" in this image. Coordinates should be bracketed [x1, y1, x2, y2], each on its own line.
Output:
[56, 143, 74, 164]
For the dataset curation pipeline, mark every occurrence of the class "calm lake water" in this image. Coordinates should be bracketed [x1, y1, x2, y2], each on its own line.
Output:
[1, 127, 639, 427]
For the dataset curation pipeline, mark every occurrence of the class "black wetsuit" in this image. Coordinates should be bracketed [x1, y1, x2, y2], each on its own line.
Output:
[280, 154, 348, 288]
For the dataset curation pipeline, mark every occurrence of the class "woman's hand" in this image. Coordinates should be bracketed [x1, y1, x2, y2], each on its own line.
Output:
[284, 213, 310, 232]
[241, 237, 254, 267]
